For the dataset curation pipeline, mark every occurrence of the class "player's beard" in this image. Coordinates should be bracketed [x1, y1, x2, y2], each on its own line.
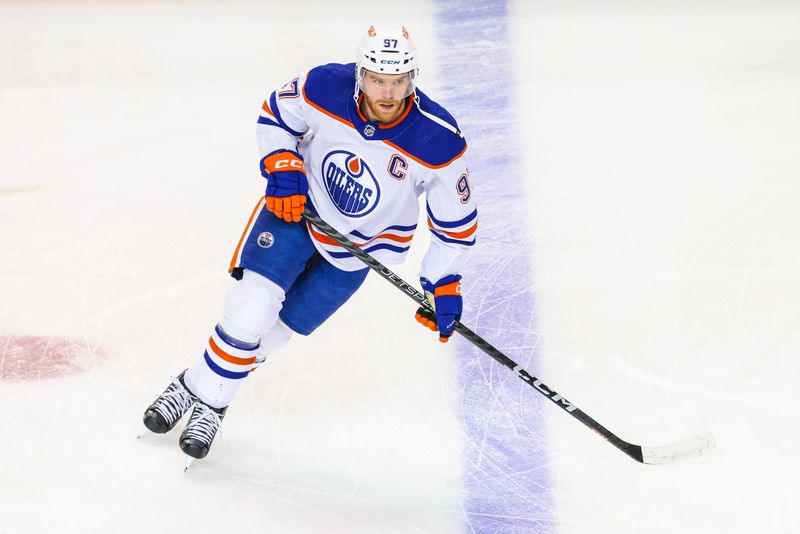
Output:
[363, 96, 406, 124]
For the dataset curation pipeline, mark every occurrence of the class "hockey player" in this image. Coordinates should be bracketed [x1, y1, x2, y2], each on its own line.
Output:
[142, 25, 477, 460]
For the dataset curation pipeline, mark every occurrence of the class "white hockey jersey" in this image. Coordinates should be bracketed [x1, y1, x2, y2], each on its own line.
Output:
[256, 62, 477, 283]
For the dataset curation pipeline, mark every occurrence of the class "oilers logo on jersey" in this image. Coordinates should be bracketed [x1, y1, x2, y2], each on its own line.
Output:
[322, 150, 381, 218]
[254, 62, 476, 277]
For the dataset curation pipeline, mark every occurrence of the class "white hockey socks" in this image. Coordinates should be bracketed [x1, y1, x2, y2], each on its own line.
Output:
[258, 318, 293, 354]
[184, 324, 261, 408]
[184, 270, 285, 408]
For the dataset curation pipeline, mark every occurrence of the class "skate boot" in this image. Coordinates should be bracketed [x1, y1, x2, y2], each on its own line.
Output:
[142, 371, 198, 434]
[179, 400, 227, 459]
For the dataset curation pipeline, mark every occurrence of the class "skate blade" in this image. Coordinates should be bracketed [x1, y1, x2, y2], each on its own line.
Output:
[184, 457, 195, 472]
[136, 426, 151, 439]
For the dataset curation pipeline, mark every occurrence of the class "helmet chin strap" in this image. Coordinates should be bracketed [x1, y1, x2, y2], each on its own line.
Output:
[352, 79, 361, 108]
[413, 95, 464, 138]
[352, 66, 364, 106]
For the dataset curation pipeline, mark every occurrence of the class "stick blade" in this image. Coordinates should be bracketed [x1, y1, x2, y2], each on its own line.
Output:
[641, 432, 716, 464]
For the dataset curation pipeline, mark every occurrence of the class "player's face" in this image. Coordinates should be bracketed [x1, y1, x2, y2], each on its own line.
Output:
[360, 70, 412, 124]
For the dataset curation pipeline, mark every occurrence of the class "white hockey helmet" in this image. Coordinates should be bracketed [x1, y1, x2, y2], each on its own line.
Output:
[355, 25, 418, 97]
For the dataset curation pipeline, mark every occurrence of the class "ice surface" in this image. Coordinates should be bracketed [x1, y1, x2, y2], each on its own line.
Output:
[515, 1, 800, 533]
[1, 1, 798, 533]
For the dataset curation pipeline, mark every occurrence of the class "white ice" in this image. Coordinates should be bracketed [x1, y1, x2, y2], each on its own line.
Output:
[0, 1, 798, 533]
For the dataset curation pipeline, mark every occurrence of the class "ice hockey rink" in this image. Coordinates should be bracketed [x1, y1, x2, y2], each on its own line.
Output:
[1, 0, 798, 532]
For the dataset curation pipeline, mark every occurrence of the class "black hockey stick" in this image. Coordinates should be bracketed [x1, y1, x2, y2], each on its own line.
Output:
[302, 208, 715, 464]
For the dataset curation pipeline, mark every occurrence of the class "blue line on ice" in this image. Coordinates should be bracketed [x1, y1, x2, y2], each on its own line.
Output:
[433, 1, 557, 531]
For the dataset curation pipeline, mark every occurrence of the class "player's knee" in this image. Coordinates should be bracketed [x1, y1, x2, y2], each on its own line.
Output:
[259, 319, 294, 354]
[220, 269, 285, 343]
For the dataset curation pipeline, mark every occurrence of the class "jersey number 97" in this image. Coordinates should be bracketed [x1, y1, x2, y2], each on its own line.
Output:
[456, 173, 471, 204]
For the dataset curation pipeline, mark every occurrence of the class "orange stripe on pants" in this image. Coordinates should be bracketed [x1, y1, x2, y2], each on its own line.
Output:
[229, 197, 267, 273]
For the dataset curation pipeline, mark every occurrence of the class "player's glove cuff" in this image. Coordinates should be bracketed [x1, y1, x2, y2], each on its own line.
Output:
[260, 149, 307, 180]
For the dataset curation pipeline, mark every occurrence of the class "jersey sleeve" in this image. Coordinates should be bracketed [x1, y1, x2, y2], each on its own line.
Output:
[419, 155, 477, 284]
[256, 72, 312, 159]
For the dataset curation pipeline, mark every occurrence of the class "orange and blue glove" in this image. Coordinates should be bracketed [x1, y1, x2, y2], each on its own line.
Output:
[415, 274, 462, 343]
[260, 149, 308, 223]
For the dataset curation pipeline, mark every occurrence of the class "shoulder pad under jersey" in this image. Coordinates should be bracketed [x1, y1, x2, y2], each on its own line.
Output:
[388, 89, 467, 169]
[302, 63, 357, 122]
[303, 63, 467, 169]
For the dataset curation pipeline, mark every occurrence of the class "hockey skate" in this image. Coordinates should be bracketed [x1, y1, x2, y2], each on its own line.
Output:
[142, 371, 197, 434]
[179, 400, 227, 460]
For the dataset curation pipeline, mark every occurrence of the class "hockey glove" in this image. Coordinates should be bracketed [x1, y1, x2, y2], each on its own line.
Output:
[415, 274, 462, 343]
[260, 149, 308, 223]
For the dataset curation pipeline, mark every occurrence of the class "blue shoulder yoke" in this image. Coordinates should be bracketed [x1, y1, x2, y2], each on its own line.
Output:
[303, 63, 467, 169]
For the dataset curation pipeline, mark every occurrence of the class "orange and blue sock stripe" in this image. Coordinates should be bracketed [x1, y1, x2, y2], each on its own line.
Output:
[202, 325, 260, 380]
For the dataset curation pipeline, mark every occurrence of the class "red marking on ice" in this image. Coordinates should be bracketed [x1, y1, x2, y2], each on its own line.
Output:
[0, 336, 106, 381]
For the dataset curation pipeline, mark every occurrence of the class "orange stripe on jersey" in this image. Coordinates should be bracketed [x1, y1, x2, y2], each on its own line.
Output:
[304, 81, 466, 170]
[261, 100, 276, 118]
[307, 222, 346, 247]
[303, 81, 355, 129]
[427, 217, 478, 239]
[370, 232, 413, 243]
[229, 197, 266, 273]
[355, 94, 369, 123]
[208, 336, 257, 366]
[383, 138, 467, 170]
[355, 93, 414, 129]
[307, 222, 413, 247]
